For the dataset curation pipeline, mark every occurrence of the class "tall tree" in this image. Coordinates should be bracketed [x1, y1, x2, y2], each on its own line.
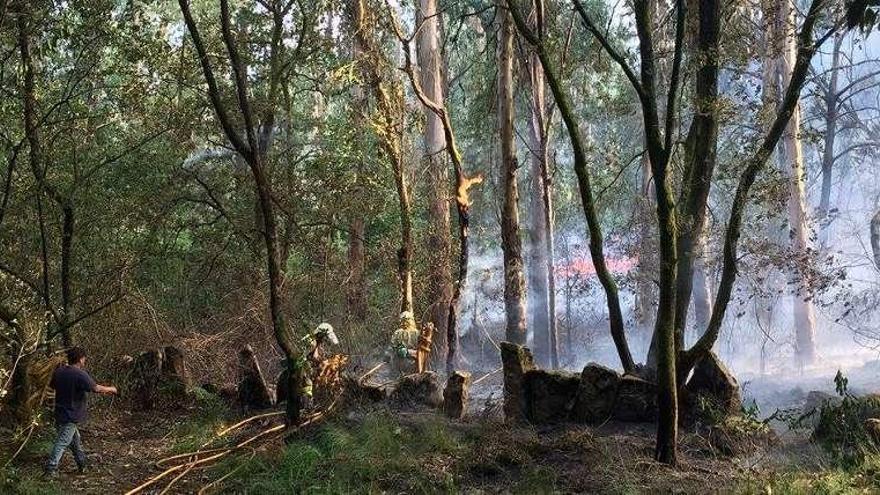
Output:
[348, 0, 413, 315]
[416, 0, 453, 361]
[764, 0, 818, 367]
[671, 0, 721, 350]
[388, 5, 483, 372]
[503, 1, 637, 376]
[498, 8, 528, 346]
[347, 5, 369, 321]
[525, 0, 558, 367]
[178, 0, 307, 425]
[818, 33, 844, 227]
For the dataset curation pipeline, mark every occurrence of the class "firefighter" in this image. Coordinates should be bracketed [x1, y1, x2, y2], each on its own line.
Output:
[280, 322, 340, 409]
[390, 311, 420, 374]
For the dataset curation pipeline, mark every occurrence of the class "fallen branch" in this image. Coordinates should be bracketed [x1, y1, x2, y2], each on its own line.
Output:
[130, 399, 340, 495]
[208, 411, 283, 444]
[359, 362, 384, 383]
[480, 325, 501, 353]
[471, 367, 502, 386]
[159, 463, 196, 495]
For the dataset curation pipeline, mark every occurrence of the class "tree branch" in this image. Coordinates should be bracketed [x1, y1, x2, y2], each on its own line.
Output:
[571, 0, 646, 102]
[219, 0, 259, 157]
[178, 0, 252, 158]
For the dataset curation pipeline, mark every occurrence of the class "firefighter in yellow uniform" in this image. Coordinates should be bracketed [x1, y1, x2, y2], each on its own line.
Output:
[390, 311, 420, 375]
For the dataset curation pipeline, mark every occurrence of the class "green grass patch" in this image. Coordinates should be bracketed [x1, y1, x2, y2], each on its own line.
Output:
[167, 386, 230, 454]
[0, 466, 61, 495]
[216, 411, 465, 494]
[740, 453, 880, 494]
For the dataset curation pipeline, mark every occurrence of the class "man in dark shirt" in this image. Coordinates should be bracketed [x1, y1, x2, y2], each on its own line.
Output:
[45, 346, 117, 477]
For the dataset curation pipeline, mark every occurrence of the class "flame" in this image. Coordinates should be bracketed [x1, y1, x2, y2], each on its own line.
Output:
[555, 253, 637, 278]
[457, 173, 484, 207]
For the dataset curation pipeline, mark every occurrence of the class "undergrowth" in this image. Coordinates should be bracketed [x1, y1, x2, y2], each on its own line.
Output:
[167, 386, 231, 454]
[741, 452, 880, 494]
[216, 411, 468, 493]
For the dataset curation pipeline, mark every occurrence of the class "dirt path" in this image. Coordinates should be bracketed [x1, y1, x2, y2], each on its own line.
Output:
[17, 408, 189, 494]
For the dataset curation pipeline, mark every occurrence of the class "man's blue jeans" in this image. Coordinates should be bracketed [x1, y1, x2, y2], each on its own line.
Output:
[46, 422, 86, 472]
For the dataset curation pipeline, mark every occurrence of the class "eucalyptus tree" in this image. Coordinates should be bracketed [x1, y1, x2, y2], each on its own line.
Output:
[417, 0, 454, 362]
[525, 0, 559, 367]
[497, 8, 528, 346]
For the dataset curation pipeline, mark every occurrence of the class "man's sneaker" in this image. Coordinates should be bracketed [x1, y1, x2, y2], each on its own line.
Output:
[77, 463, 87, 475]
[43, 469, 58, 479]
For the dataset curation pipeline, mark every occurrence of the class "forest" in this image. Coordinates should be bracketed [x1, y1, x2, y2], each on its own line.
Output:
[2, 0, 880, 492]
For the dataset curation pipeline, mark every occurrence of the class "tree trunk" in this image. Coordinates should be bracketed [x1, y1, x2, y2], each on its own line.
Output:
[772, 0, 817, 367]
[346, 28, 368, 320]
[818, 33, 843, 246]
[59, 204, 74, 346]
[416, 0, 452, 362]
[637, 154, 655, 339]
[871, 210, 880, 271]
[505, 0, 636, 373]
[671, 0, 720, 351]
[691, 226, 713, 336]
[498, 9, 528, 346]
[527, 125, 551, 364]
[525, 0, 557, 367]
[393, 156, 415, 314]
[346, 217, 367, 319]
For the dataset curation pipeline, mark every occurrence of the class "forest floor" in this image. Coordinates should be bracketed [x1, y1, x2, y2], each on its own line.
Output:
[5, 405, 222, 494]
[3, 372, 879, 494]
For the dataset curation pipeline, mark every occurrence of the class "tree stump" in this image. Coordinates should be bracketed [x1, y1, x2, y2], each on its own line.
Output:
[500, 342, 535, 422]
[130, 349, 163, 409]
[161, 346, 188, 383]
[237, 345, 273, 410]
[443, 371, 471, 419]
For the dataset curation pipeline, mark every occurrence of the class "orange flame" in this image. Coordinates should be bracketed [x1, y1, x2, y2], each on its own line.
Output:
[457, 173, 484, 207]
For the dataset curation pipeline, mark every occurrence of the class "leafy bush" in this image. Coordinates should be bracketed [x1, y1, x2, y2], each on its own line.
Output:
[813, 371, 880, 464]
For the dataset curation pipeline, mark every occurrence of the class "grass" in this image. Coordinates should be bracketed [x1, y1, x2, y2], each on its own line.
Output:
[215, 411, 476, 494]
[738, 452, 880, 494]
[0, 466, 61, 495]
[166, 386, 231, 454]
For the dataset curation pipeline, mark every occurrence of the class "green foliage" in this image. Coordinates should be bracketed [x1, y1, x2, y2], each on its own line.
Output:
[743, 453, 880, 494]
[167, 387, 230, 455]
[813, 372, 880, 465]
[0, 466, 61, 495]
[218, 412, 464, 494]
